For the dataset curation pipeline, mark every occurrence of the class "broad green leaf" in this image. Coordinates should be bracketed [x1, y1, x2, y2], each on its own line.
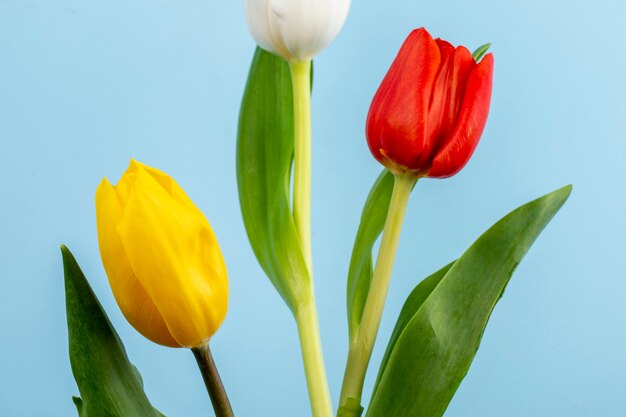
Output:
[371, 261, 456, 395]
[346, 170, 394, 340]
[62, 246, 163, 417]
[237, 48, 311, 312]
[367, 185, 572, 417]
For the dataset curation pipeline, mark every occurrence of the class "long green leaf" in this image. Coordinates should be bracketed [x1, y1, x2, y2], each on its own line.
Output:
[367, 185, 572, 417]
[371, 261, 456, 395]
[346, 170, 394, 340]
[237, 48, 310, 312]
[62, 246, 163, 417]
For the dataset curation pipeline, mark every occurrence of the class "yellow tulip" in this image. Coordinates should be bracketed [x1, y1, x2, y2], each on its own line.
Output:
[95, 160, 228, 348]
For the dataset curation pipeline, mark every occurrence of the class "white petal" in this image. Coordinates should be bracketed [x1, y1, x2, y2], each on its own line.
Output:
[244, 0, 280, 56]
[270, 0, 351, 60]
[245, 0, 351, 61]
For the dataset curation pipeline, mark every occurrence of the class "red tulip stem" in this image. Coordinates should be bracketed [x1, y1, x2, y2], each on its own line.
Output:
[192, 344, 235, 417]
[338, 174, 417, 417]
[290, 59, 313, 273]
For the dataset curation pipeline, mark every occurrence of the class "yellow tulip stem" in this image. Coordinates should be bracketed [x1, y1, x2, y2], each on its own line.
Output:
[289, 59, 313, 273]
[338, 174, 417, 417]
[295, 298, 334, 417]
[192, 344, 235, 417]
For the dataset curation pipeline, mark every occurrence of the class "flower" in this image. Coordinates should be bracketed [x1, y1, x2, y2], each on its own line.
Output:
[243, 0, 351, 61]
[95, 160, 228, 348]
[366, 28, 494, 178]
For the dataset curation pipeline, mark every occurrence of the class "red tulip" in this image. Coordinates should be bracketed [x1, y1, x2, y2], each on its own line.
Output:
[366, 28, 494, 178]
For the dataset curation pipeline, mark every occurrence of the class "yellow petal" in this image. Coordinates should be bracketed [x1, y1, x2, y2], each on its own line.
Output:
[130, 159, 174, 194]
[117, 168, 228, 348]
[96, 178, 179, 347]
[113, 170, 134, 206]
[130, 159, 201, 214]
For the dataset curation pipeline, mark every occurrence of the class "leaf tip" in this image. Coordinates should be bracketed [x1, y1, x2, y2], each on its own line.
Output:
[472, 42, 492, 61]
[60, 244, 76, 263]
[562, 184, 573, 194]
[60, 246, 85, 300]
[61, 245, 79, 277]
[553, 184, 573, 203]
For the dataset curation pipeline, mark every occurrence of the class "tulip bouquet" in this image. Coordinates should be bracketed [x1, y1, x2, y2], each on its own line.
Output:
[61, 2, 571, 417]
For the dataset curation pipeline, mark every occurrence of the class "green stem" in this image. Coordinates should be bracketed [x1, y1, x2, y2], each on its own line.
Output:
[191, 344, 235, 417]
[289, 59, 313, 273]
[338, 174, 417, 417]
[296, 298, 334, 417]
[289, 59, 332, 417]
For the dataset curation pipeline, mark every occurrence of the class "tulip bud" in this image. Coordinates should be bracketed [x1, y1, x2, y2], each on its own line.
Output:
[243, 0, 351, 61]
[366, 28, 494, 178]
[95, 160, 228, 348]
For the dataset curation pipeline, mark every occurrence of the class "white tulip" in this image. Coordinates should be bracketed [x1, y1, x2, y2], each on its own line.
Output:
[244, 0, 351, 61]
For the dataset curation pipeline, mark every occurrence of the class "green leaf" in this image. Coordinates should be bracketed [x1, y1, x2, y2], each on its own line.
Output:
[367, 185, 572, 417]
[62, 246, 164, 417]
[237, 48, 311, 312]
[346, 170, 394, 340]
[371, 261, 456, 396]
[472, 43, 491, 61]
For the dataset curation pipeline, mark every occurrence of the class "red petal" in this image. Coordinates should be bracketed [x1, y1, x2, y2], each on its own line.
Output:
[421, 45, 474, 167]
[435, 38, 454, 62]
[366, 28, 441, 170]
[428, 53, 494, 178]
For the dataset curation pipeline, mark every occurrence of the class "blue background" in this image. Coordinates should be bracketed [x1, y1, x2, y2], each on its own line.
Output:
[1, 0, 625, 416]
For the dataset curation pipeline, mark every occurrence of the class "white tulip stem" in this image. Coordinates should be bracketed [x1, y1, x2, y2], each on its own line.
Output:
[290, 59, 333, 417]
[290, 60, 313, 273]
[338, 174, 417, 417]
[296, 298, 334, 417]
